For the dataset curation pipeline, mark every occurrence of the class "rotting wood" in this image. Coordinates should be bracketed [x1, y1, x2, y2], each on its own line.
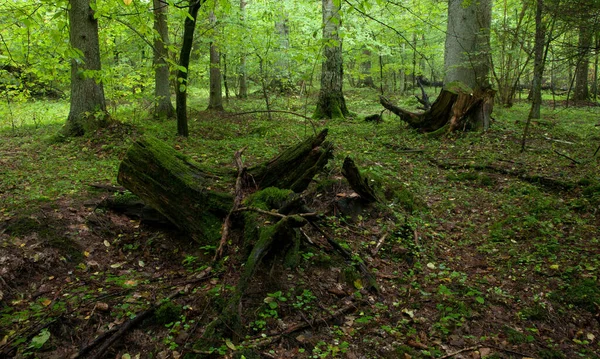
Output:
[117, 130, 332, 244]
[380, 84, 495, 133]
[341, 156, 379, 203]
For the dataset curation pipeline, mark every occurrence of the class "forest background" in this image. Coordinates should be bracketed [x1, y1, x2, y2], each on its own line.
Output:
[0, 0, 600, 358]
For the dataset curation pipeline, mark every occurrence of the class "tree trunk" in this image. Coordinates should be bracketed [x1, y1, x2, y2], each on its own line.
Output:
[117, 130, 333, 243]
[207, 11, 224, 111]
[528, 0, 545, 121]
[65, 0, 108, 136]
[175, 0, 202, 137]
[313, 0, 349, 119]
[153, 0, 175, 120]
[444, 0, 492, 90]
[380, 84, 495, 134]
[238, 0, 248, 98]
[573, 25, 592, 102]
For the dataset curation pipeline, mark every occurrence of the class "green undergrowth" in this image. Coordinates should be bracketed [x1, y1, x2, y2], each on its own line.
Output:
[1, 87, 600, 358]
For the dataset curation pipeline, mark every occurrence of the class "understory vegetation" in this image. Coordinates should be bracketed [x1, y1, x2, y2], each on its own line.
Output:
[1, 88, 599, 358]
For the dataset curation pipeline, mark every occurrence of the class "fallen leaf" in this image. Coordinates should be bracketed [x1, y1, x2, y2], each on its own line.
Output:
[225, 338, 236, 350]
[103, 240, 110, 247]
[41, 299, 52, 306]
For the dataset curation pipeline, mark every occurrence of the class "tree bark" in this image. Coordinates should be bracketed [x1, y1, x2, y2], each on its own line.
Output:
[573, 25, 592, 102]
[117, 130, 333, 243]
[175, 0, 202, 137]
[207, 11, 224, 111]
[528, 0, 545, 121]
[444, 0, 492, 90]
[153, 0, 175, 120]
[313, 0, 349, 119]
[65, 0, 108, 136]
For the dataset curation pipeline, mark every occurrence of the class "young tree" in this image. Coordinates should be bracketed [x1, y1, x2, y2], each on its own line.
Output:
[64, 0, 108, 136]
[313, 0, 349, 119]
[153, 0, 175, 120]
[207, 10, 224, 111]
[175, 0, 203, 137]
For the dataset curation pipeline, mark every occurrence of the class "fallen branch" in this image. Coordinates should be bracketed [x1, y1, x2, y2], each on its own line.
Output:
[439, 345, 481, 359]
[79, 268, 212, 359]
[553, 149, 580, 164]
[235, 207, 317, 218]
[241, 302, 359, 349]
[226, 110, 317, 135]
[215, 146, 248, 261]
[429, 158, 574, 191]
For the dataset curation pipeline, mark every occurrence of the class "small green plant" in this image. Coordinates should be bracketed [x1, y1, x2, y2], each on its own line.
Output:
[292, 289, 317, 311]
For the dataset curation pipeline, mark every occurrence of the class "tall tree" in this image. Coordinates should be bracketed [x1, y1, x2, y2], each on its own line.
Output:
[65, 0, 108, 136]
[207, 10, 224, 111]
[313, 0, 349, 119]
[175, 0, 203, 137]
[238, 0, 248, 98]
[444, 0, 492, 90]
[153, 0, 175, 120]
[573, 24, 592, 101]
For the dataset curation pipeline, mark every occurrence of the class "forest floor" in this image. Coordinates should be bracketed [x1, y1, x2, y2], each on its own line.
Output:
[0, 88, 599, 359]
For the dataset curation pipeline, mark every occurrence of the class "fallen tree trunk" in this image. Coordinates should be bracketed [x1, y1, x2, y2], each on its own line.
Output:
[117, 130, 332, 244]
[381, 82, 495, 133]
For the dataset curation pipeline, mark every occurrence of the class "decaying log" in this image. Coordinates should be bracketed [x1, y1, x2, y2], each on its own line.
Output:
[117, 136, 233, 244]
[381, 82, 495, 133]
[248, 129, 333, 192]
[117, 131, 332, 244]
[341, 156, 379, 203]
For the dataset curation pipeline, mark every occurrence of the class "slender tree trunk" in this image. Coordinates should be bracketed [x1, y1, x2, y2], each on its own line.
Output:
[153, 0, 175, 120]
[65, 0, 108, 136]
[207, 11, 224, 111]
[523, 0, 545, 152]
[175, 0, 202, 137]
[444, 0, 492, 90]
[238, 0, 248, 98]
[574, 25, 592, 102]
[313, 0, 349, 119]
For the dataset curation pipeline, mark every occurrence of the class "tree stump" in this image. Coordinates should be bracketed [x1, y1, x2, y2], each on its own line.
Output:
[380, 82, 495, 133]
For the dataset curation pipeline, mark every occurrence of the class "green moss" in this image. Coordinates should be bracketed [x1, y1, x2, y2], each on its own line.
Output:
[444, 81, 473, 94]
[245, 187, 293, 210]
[154, 301, 182, 325]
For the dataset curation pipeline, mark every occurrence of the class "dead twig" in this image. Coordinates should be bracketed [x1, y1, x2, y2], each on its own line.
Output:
[371, 233, 387, 256]
[439, 345, 481, 359]
[235, 207, 317, 218]
[241, 302, 358, 349]
[553, 149, 580, 164]
[79, 268, 212, 359]
[215, 146, 247, 261]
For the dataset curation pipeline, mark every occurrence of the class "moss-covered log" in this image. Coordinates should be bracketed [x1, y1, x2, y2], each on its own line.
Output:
[117, 136, 233, 244]
[380, 83, 495, 133]
[117, 131, 332, 243]
[248, 129, 333, 192]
